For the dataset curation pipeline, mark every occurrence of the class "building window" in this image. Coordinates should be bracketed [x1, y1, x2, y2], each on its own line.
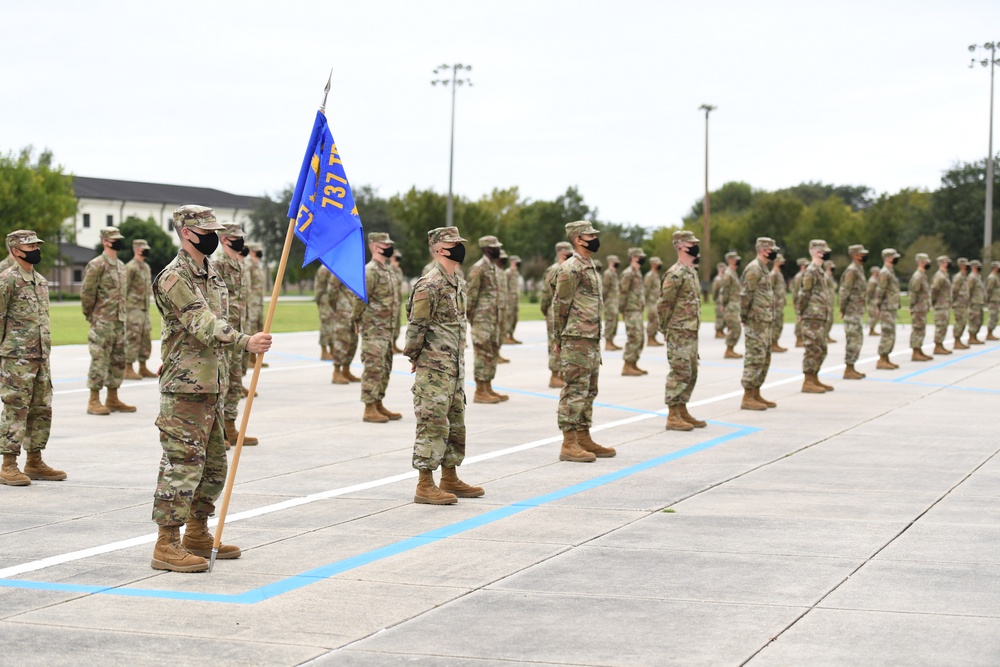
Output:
[73, 269, 83, 283]
[106, 215, 114, 226]
[83, 213, 90, 228]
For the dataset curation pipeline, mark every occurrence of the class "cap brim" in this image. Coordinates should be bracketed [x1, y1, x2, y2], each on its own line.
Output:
[195, 221, 226, 231]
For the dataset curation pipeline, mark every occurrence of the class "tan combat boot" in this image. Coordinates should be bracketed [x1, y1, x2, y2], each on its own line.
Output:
[332, 365, 350, 384]
[576, 429, 616, 457]
[605, 339, 622, 351]
[622, 361, 643, 377]
[321, 346, 332, 361]
[724, 346, 743, 359]
[414, 470, 458, 505]
[473, 382, 500, 404]
[363, 402, 389, 423]
[139, 361, 157, 378]
[911, 348, 930, 362]
[105, 388, 136, 413]
[678, 404, 707, 428]
[934, 343, 952, 355]
[954, 339, 970, 350]
[558, 430, 596, 462]
[124, 364, 141, 380]
[666, 405, 694, 431]
[344, 365, 361, 382]
[876, 355, 897, 370]
[392, 341, 404, 354]
[375, 401, 402, 420]
[795, 336, 804, 347]
[828, 336, 837, 343]
[498, 354, 510, 364]
[549, 372, 565, 389]
[740, 388, 767, 411]
[486, 381, 509, 402]
[225, 419, 258, 446]
[87, 389, 111, 415]
[987, 330, 999, 341]
[868, 327, 878, 336]
[647, 335, 663, 347]
[151, 526, 209, 572]
[816, 375, 835, 391]
[1, 453, 30, 486]
[715, 330, 726, 339]
[754, 388, 777, 408]
[801, 373, 827, 394]
[771, 342, 787, 353]
[969, 334, 984, 345]
[843, 364, 866, 380]
[182, 515, 241, 559]
[439, 466, 485, 497]
[24, 451, 66, 481]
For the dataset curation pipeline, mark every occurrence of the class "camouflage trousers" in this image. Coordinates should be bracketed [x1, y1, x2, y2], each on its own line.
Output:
[506, 295, 519, 338]
[910, 310, 927, 349]
[152, 392, 227, 526]
[741, 319, 772, 389]
[771, 306, 784, 345]
[223, 351, 244, 422]
[604, 306, 619, 341]
[801, 318, 829, 374]
[546, 314, 560, 373]
[558, 337, 600, 431]
[87, 320, 126, 391]
[360, 333, 393, 404]
[125, 307, 152, 364]
[664, 328, 698, 406]
[989, 304, 999, 332]
[825, 310, 834, 338]
[724, 304, 742, 347]
[622, 310, 645, 363]
[867, 304, 878, 329]
[844, 313, 864, 364]
[794, 316, 802, 341]
[472, 321, 501, 382]
[647, 309, 659, 339]
[248, 304, 264, 335]
[934, 309, 950, 344]
[0, 357, 52, 455]
[969, 306, 984, 336]
[715, 304, 725, 334]
[411, 368, 466, 471]
[318, 301, 335, 347]
[953, 307, 968, 340]
[878, 310, 897, 356]
[332, 313, 359, 366]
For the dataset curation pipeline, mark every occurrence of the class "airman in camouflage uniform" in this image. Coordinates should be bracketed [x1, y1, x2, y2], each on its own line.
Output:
[769, 254, 787, 353]
[467, 236, 508, 404]
[124, 239, 155, 381]
[967, 260, 986, 345]
[602, 255, 622, 350]
[0, 230, 65, 486]
[390, 250, 405, 353]
[0, 252, 13, 274]
[874, 248, 901, 370]
[908, 253, 933, 362]
[739, 237, 779, 410]
[405, 226, 483, 505]
[712, 262, 726, 339]
[496, 250, 510, 364]
[721, 251, 743, 358]
[797, 240, 835, 393]
[503, 254, 522, 345]
[245, 242, 268, 368]
[931, 255, 953, 355]
[644, 256, 663, 346]
[824, 261, 838, 343]
[330, 272, 361, 384]
[541, 242, 574, 388]
[354, 232, 402, 423]
[619, 247, 648, 376]
[553, 221, 616, 462]
[150, 205, 272, 572]
[315, 265, 335, 360]
[987, 261, 1000, 340]
[792, 258, 808, 347]
[81, 226, 135, 415]
[839, 244, 869, 379]
[867, 266, 880, 335]
[952, 258, 971, 350]
[659, 230, 706, 431]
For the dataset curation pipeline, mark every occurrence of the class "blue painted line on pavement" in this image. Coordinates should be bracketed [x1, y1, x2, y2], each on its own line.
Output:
[866, 377, 1000, 394]
[893, 344, 1000, 382]
[0, 423, 759, 604]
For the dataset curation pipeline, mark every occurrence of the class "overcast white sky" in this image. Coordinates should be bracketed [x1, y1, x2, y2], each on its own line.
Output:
[2, 1, 998, 228]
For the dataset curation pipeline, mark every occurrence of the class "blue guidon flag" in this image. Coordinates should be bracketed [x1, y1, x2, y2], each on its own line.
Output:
[287, 110, 367, 302]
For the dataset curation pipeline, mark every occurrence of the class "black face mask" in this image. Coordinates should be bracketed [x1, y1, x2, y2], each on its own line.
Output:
[637, 256, 647, 266]
[483, 247, 500, 259]
[581, 237, 600, 253]
[229, 238, 245, 252]
[860, 254, 868, 263]
[735, 260, 742, 269]
[686, 244, 700, 258]
[765, 249, 778, 261]
[443, 243, 466, 264]
[821, 251, 832, 261]
[187, 230, 220, 256]
[693, 256, 701, 266]
[141, 249, 150, 257]
[255, 251, 263, 259]
[21, 249, 42, 265]
[378, 246, 395, 258]
[110, 239, 125, 251]
[945, 263, 952, 270]
[240, 246, 250, 257]
[890, 257, 898, 266]
[501, 258, 509, 268]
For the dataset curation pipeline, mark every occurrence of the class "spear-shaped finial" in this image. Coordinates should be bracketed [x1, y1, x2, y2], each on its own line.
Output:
[320, 69, 332, 113]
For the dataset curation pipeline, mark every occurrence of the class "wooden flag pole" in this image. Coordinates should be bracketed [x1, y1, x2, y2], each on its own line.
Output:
[210, 216, 297, 572]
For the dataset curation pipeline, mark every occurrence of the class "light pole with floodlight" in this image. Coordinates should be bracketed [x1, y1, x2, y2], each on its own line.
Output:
[969, 42, 1000, 260]
[699, 104, 717, 285]
[432, 63, 473, 228]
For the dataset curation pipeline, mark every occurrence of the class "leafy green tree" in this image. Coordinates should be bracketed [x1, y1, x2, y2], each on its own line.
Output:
[117, 216, 177, 277]
[777, 182, 872, 211]
[386, 187, 449, 277]
[248, 187, 316, 291]
[930, 157, 1000, 260]
[898, 234, 951, 277]
[863, 189, 933, 257]
[687, 181, 755, 220]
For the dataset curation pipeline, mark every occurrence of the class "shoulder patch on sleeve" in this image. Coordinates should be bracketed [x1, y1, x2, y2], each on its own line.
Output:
[413, 290, 428, 301]
[557, 273, 568, 282]
[160, 273, 179, 293]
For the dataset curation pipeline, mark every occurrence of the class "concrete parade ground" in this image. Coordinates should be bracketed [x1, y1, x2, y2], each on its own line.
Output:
[2, 319, 1000, 666]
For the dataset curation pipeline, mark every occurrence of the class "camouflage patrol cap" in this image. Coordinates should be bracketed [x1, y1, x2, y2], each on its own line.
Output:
[132, 238, 150, 249]
[882, 248, 901, 259]
[565, 220, 600, 238]
[957, 257, 969, 266]
[6, 230, 44, 248]
[915, 253, 929, 263]
[775, 253, 785, 263]
[992, 260, 1000, 269]
[606, 255, 620, 265]
[824, 260, 835, 269]
[649, 256, 662, 265]
[672, 230, 699, 245]
[478, 235, 503, 249]
[509, 254, 521, 263]
[937, 255, 951, 264]
[555, 241, 573, 254]
[847, 244, 868, 256]
[172, 205, 224, 230]
[797, 258, 809, 267]
[628, 247, 646, 258]
[717, 262, 727, 270]
[809, 239, 831, 252]
[100, 226, 124, 241]
[220, 223, 245, 238]
[755, 237, 779, 251]
[499, 248, 509, 259]
[427, 226, 467, 247]
[871, 266, 880, 274]
[725, 251, 740, 261]
[593, 259, 603, 269]
[367, 231, 394, 245]
[246, 241, 261, 251]
[970, 259, 982, 268]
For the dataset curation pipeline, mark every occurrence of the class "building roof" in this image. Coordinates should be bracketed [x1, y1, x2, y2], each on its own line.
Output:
[72, 176, 259, 210]
[57, 242, 100, 264]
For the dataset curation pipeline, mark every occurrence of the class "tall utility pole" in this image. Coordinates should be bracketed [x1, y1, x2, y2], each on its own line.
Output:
[970, 42, 999, 261]
[432, 63, 473, 228]
[699, 104, 717, 285]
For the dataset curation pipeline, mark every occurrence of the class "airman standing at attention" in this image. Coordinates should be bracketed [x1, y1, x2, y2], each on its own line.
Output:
[0, 248, 14, 274]
[931, 255, 953, 355]
[504, 254, 522, 345]
[553, 221, 616, 462]
[739, 238, 778, 410]
[467, 236, 508, 404]
[0, 230, 65, 486]
[496, 250, 510, 364]
[315, 265, 334, 361]
[541, 241, 574, 388]
[619, 247, 648, 376]
[659, 231, 706, 431]
[908, 253, 933, 362]
[797, 240, 835, 394]
[967, 260, 986, 345]
[874, 248, 902, 370]
[245, 242, 268, 368]
[867, 265, 881, 336]
[986, 261, 1000, 340]
[769, 254, 787, 353]
[602, 255, 622, 350]
[388, 249, 405, 353]
[824, 260, 838, 343]
[330, 272, 362, 384]
[792, 258, 809, 347]
[952, 258, 971, 350]
[712, 262, 726, 339]
[839, 244, 869, 379]
[644, 256, 663, 347]
[81, 226, 135, 416]
[720, 251, 743, 358]
[124, 239, 155, 381]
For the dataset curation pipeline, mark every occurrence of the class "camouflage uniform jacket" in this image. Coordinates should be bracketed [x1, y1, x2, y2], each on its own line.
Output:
[952, 273, 970, 308]
[81, 253, 126, 323]
[720, 267, 740, 310]
[248, 259, 266, 323]
[154, 249, 250, 394]
[838, 262, 867, 316]
[658, 262, 700, 331]
[553, 253, 604, 340]
[212, 252, 250, 332]
[466, 256, 503, 328]
[739, 258, 773, 323]
[505, 267, 520, 302]
[875, 266, 900, 313]
[602, 267, 620, 312]
[315, 265, 332, 306]
[987, 273, 1000, 306]
[908, 269, 930, 314]
[931, 270, 952, 310]
[769, 268, 786, 306]
[618, 265, 645, 313]
[0, 256, 14, 274]
[866, 273, 879, 308]
[791, 271, 805, 305]
[969, 273, 986, 307]
[796, 262, 829, 320]
[0, 264, 50, 360]
[125, 258, 152, 312]
[540, 261, 561, 317]
[404, 264, 466, 377]
[643, 270, 661, 311]
[353, 259, 400, 333]
[330, 272, 359, 314]
[711, 274, 722, 304]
